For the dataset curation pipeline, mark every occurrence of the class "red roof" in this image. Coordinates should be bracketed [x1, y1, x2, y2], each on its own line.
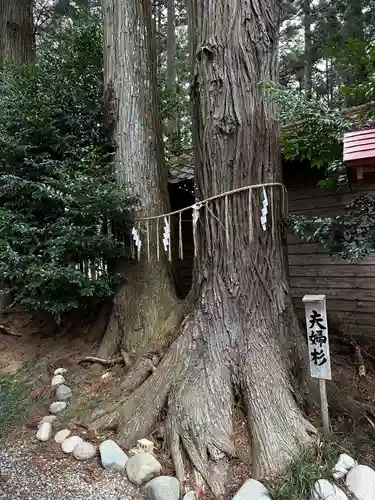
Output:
[343, 128, 375, 167]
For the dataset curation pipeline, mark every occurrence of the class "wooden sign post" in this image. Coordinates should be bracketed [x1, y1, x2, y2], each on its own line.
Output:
[302, 294, 331, 437]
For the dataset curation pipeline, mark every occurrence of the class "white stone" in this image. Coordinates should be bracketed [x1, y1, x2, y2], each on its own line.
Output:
[38, 415, 57, 428]
[54, 368, 67, 375]
[129, 447, 141, 456]
[137, 438, 154, 454]
[55, 384, 72, 401]
[233, 479, 270, 500]
[49, 401, 67, 414]
[144, 476, 180, 500]
[36, 422, 52, 442]
[311, 479, 348, 500]
[333, 465, 349, 480]
[99, 439, 129, 470]
[51, 375, 65, 388]
[61, 435, 83, 454]
[72, 441, 97, 461]
[54, 429, 71, 444]
[126, 453, 162, 485]
[346, 465, 375, 500]
[183, 493, 196, 500]
[332, 454, 357, 479]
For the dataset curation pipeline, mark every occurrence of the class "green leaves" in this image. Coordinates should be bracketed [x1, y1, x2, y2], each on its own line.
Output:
[0, 18, 136, 320]
[266, 84, 353, 172]
[285, 194, 375, 263]
[266, 83, 375, 262]
[343, 43, 375, 104]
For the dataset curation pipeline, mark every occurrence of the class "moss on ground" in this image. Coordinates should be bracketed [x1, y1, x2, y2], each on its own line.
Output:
[0, 363, 48, 438]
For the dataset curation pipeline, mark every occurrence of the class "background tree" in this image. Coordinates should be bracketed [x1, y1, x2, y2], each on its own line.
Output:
[279, 0, 374, 107]
[96, 0, 180, 360]
[34, 0, 101, 41]
[166, 0, 177, 138]
[0, 0, 35, 63]
[154, 0, 192, 174]
[303, 0, 313, 98]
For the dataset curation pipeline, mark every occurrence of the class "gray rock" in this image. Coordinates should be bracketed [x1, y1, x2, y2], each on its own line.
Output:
[183, 492, 196, 500]
[346, 465, 375, 500]
[72, 441, 97, 461]
[99, 439, 129, 470]
[38, 415, 57, 428]
[54, 368, 67, 375]
[54, 429, 71, 444]
[51, 375, 65, 387]
[126, 453, 161, 485]
[55, 384, 72, 401]
[36, 422, 52, 442]
[144, 476, 180, 500]
[49, 401, 67, 414]
[233, 479, 270, 500]
[61, 435, 83, 454]
[311, 479, 348, 500]
[332, 453, 357, 479]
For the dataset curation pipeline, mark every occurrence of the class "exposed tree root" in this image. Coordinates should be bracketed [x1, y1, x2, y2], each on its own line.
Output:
[90, 294, 375, 498]
[89, 401, 122, 431]
[89, 330, 191, 441]
[327, 381, 375, 419]
[120, 357, 157, 395]
[120, 349, 132, 367]
[91, 298, 317, 498]
[78, 356, 124, 365]
[0, 323, 21, 336]
[240, 331, 316, 478]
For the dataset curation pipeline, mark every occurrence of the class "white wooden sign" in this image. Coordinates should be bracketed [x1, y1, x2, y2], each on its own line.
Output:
[302, 294, 331, 381]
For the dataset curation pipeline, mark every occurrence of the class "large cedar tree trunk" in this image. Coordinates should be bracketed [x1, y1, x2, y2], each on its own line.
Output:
[91, 0, 315, 496]
[0, 0, 35, 63]
[98, 0, 179, 358]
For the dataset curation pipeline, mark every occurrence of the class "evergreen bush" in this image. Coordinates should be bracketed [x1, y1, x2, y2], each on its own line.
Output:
[0, 20, 135, 319]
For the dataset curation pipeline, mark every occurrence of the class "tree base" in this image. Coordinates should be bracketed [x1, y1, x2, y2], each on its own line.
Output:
[89, 301, 316, 498]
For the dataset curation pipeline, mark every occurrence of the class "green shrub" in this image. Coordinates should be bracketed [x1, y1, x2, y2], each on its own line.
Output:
[266, 83, 375, 262]
[0, 19, 135, 319]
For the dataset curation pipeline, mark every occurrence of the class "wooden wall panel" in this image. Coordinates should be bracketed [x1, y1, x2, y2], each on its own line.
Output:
[288, 184, 375, 338]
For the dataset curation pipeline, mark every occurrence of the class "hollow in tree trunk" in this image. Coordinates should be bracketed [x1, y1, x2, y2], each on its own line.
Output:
[91, 0, 316, 496]
[0, 0, 35, 63]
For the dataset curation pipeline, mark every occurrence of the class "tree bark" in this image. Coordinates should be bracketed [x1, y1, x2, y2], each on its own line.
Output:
[342, 0, 367, 106]
[91, 0, 316, 496]
[303, 0, 313, 99]
[167, 0, 177, 136]
[98, 0, 178, 359]
[0, 0, 35, 63]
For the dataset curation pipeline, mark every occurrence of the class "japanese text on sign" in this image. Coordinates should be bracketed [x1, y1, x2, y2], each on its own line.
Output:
[303, 295, 331, 380]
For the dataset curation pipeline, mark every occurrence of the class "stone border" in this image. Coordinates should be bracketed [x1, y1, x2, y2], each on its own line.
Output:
[34, 367, 195, 500]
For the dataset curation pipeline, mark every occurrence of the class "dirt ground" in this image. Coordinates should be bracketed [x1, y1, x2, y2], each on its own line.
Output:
[1, 307, 375, 499]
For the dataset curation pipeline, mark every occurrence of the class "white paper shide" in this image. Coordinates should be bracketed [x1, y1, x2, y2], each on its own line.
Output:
[131, 227, 142, 260]
[163, 217, 170, 252]
[260, 187, 268, 231]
